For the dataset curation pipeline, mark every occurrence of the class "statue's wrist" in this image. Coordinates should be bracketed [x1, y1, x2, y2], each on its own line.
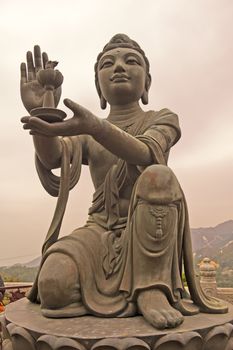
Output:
[91, 118, 106, 140]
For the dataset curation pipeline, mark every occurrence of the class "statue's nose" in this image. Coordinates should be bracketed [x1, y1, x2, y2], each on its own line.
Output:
[114, 62, 126, 73]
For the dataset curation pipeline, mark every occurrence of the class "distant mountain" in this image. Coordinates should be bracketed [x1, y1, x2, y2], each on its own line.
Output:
[191, 220, 233, 264]
[3, 220, 233, 268]
[1, 220, 232, 284]
[0, 257, 41, 282]
[19, 219, 233, 269]
[0, 264, 38, 282]
[23, 256, 41, 268]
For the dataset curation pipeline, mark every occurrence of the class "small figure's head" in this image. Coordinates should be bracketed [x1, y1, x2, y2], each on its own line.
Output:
[95, 34, 151, 109]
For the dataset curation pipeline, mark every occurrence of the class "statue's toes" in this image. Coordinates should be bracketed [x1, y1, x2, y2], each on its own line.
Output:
[160, 309, 184, 328]
[160, 309, 176, 328]
[174, 311, 184, 326]
[150, 310, 168, 329]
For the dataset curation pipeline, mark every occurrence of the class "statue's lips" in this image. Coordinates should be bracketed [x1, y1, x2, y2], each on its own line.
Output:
[110, 74, 130, 82]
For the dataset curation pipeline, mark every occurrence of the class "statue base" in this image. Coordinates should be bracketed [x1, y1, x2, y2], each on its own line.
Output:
[1, 298, 233, 350]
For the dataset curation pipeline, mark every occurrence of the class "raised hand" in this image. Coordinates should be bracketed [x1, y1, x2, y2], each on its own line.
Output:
[20, 46, 62, 113]
[21, 99, 101, 137]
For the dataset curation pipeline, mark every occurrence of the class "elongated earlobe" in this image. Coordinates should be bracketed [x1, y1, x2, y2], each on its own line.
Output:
[141, 91, 149, 105]
[141, 74, 151, 105]
[100, 95, 107, 109]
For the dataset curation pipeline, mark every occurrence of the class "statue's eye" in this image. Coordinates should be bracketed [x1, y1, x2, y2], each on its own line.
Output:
[126, 57, 140, 65]
[100, 60, 113, 69]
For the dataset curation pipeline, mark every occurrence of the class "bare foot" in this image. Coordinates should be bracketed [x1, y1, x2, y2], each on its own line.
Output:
[137, 289, 184, 329]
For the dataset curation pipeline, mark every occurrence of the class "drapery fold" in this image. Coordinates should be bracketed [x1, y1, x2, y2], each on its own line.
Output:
[27, 109, 227, 315]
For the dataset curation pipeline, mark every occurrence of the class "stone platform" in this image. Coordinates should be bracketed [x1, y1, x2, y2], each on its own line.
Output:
[1, 298, 233, 349]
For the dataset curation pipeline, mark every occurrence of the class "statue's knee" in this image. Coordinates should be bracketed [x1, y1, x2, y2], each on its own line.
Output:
[136, 165, 182, 204]
[38, 252, 79, 308]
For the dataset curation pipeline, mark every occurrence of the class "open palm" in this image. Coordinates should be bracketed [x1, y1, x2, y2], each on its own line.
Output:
[20, 46, 61, 113]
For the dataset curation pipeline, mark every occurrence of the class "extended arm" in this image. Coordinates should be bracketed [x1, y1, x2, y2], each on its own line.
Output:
[22, 99, 178, 167]
[22, 99, 155, 166]
[93, 119, 177, 165]
[93, 119, 152, 165]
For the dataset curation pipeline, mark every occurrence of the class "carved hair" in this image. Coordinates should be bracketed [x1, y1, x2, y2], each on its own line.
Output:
[94, 34, 151, 100]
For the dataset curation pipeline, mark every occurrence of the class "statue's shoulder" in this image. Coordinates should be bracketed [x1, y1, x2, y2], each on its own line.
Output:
[145, 108, 180, 129]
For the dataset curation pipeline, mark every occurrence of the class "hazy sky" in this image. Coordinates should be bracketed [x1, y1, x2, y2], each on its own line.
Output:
[0, 0, 232, 266]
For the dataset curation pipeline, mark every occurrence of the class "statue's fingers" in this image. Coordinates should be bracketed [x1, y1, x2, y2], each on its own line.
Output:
[39, 119, 76, 136]
[42, 52, 49, 69]
[24, 116, 69, 136]
[20, 63, 27, 85]
[63, 98, 85, 116]
[39, 121, 69, 136]
[21, 116, 31, 123]
[28, 126, 49, 136]
[23, 120, 40, 130]
[29, 117, 61, 136]
[24, 118, 54, 136]
[28, 117, 52, 130]
[26, 51, 35, 81]
[29, 130, 38, 135]
[26, 51, 34, 70]
[23, 123, 32, 130]
[34, 45, 42, 72]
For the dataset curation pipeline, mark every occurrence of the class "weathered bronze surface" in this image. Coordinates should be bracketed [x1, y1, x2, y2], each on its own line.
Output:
[2, 298, 233, 350]
[20, 34, 228, 330]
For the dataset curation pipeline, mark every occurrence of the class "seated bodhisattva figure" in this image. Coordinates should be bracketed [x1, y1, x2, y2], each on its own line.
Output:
[21, 34, 227, 329]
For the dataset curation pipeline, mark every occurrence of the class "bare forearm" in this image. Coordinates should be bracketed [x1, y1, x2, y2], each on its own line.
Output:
[93, 119, 152, 166]
[33, 135, 62, 169]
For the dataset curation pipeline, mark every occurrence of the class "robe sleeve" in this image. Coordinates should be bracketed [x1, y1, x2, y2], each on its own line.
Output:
[35, 136, 82, 197]
[135, 110, 181, 168]
[34, 137, 83, 254]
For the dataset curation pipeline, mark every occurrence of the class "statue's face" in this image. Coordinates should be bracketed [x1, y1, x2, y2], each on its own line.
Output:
[97, 47, 147, 106]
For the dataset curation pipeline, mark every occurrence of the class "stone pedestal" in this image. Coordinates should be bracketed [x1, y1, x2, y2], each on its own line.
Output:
[1, 298, 233, 350]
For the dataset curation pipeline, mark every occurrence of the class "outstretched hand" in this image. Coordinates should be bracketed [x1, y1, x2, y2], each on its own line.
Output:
[20, 45, 61, 113]
[21, 99, 101, 137]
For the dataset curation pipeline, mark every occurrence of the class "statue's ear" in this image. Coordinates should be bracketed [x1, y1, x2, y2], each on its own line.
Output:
[141, 74, 151, 105]
[100, 95, 107, 109]
[95, 78, 107, 109]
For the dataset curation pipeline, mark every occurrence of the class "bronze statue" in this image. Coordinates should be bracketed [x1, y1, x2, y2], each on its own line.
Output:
[20, 34, 227, 329]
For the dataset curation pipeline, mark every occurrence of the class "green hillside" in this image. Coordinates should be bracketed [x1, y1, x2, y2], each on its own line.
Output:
[0, 264, 38, 282]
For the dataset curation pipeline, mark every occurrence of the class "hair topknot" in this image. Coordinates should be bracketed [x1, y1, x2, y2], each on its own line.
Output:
[102, 34, 145, 55]
[94, 34, 150, 98]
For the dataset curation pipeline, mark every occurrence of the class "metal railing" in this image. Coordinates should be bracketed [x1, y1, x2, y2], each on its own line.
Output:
[0, 284, 32, 308]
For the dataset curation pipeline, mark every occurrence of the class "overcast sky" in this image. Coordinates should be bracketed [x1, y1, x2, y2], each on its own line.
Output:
[0, 0, 232, 266]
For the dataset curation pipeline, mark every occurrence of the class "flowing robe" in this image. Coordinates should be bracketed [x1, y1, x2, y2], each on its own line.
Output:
[28, 109, 228, 316]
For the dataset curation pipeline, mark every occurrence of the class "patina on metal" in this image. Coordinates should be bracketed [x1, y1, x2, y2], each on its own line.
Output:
[19, 34, 228, 331]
